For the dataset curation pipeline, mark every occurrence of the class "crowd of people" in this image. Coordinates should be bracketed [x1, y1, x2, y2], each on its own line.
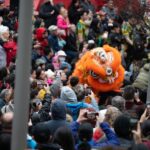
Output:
[0, 0, 150, 149]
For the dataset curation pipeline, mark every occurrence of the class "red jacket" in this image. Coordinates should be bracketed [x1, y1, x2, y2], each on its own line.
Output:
[3, 41, 17, 67]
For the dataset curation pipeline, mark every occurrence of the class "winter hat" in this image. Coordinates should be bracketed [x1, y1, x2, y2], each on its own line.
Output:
[51, 100, 66, 120]
[36, 58, 46, 66]
[35, 27, 46, 40]
[61, 86, 77, 103]
[48, 25, 58, 33]
[50, 84, 61, 98]
[60, 62, 68, 70]
[88, 40, 95, 44]
[45, 69, 55, 78]
[57, 50, 67, 57]
[78, 123, 93, 142]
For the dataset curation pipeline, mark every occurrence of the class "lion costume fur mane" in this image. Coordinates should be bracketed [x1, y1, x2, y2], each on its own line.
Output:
[73, 45, 125, 92]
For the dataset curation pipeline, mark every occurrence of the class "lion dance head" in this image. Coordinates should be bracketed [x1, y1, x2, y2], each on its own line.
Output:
[73, 45, 125, 92]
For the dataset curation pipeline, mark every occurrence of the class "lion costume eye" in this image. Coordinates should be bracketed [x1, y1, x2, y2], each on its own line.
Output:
[89, 70, 99, 79]
[97, 50, 107, 62]
[106, 67, 112, 76]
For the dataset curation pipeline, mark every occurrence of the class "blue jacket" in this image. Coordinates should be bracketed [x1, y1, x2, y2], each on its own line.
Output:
[70, 121, 120, 149]
[48, 35, 61, 53]
[66, 102, 94, 121]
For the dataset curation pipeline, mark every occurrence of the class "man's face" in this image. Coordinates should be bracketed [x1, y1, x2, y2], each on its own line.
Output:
[108, 0, 114, 10]
[43, 31, 48, 38]
[129, 18, 137, 25]
[82, 12, 88, 21]
[115, 27, 120, 33]
[40, 70, 46, 80]
[52, 29, 58, 36]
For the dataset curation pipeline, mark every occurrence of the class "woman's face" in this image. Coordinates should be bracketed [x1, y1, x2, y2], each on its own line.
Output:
[40, 70, 46, 80]
[3, 30, 10, 41]
[5, 89, 13, 102]
[60, 7, 68, 17]
[31, 70, 36, 79]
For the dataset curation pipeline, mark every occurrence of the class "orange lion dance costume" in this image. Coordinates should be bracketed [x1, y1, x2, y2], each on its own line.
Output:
[73, 45, 125, 92]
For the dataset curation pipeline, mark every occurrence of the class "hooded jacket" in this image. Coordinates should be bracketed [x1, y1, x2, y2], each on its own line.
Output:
[35, 27, 48, 55]
[45, 99, 70, 135]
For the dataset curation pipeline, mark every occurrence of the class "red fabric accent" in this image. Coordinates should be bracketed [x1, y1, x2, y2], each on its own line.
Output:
[93, 128, 104, 142]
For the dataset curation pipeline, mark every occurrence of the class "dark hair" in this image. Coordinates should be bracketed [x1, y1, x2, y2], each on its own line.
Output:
[53, 127, 75, 150]
[87, 43, 96, 49]
[78, 123, 93, 142]
[31, 112, 40, 126]
[114, 115, 131, 139]
[44, 46, 52, 56]
[69, 0, 80, 6]
[31, 80, 38, 89]
[36, 68, 42, 79]
[79, 9, 89, 18]
[30, 89, 39, 99]
[32, 122, 51, 143]
[5, 73, 15, 86]
[141, 120, 150, 137]
[55, 3, 65, 14]
[123, 85, 135, 101]
[0, 67, 8, 80]
[78, 142, 91, 150]
[70, 76, 79, 87]
[90, 17, 100, 33]
[73, 84, 85, 101]
[45, 63, 54, 71]
[0, 133, 11, 150]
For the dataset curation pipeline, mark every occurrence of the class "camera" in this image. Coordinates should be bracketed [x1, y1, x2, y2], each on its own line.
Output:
[85, 112, 99, 120]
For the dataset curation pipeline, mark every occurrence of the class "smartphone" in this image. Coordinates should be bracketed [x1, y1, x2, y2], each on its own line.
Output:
[86, 112, 99, 120]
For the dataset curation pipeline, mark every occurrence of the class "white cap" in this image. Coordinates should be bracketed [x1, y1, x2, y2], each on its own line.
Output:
[48, 25, 58, 32]
[57, 50, 67, 57]
[45, 69, 55, 78]
[88, 40, 95, 44]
